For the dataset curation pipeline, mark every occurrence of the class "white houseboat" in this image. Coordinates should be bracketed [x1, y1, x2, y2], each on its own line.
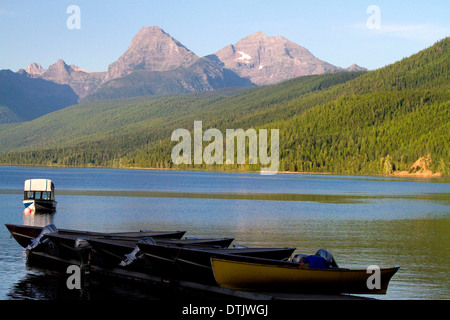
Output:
[23, 179, 57, 212]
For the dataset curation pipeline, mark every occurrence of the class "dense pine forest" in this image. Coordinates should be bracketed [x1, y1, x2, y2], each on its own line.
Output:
[0, 38, 448, 176]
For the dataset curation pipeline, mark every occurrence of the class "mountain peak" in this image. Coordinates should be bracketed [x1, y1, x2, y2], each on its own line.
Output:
[47, 59, 72, 75]
[31, 59, 105, 98]
[246, 31, 268, 39]
[139, 25, 163, 32]
[241, 31, 291, 43]
[211, 32, 340, 85]
[25, 62, 47, 75]
[105, 26, 198, 81]
[70, 65, 92, 73]
[129, 26, 169, 48]
[345, 64, 368, 72]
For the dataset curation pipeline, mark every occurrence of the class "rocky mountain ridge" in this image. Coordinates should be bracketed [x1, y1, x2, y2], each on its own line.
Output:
[104, 26, 199, 82]
[5, 26, 366, 117]
[20, 59, 106, 98]
[206, 31, 351, 85]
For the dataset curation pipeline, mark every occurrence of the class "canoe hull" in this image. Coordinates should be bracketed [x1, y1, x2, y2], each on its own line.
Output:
[137, 243, 296, 285]
[212, 257, 399, 294]
[5, 224, 44, 248]
[4, 224, 186, 249]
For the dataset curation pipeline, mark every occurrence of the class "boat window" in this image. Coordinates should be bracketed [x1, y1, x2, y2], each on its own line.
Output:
[35, 191, 42, 200]
[26, 191, 35, 199]
[42, 192, 51, 200]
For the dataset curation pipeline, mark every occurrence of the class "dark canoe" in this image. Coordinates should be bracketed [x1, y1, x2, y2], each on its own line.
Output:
[87, 237, 235, 250]
[211, 255, 400, 294]
[84, 237, 235, 268]
[43, 233, 235, 263]
[5, 224, 44, 247]
[4, 224, 186, 249]
[135, 243, 296, 285]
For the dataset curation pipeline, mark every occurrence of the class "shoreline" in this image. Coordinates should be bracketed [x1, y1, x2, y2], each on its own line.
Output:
[0, 163, 446, 178]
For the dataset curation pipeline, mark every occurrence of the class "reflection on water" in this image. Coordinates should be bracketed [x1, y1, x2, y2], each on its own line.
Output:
[22, 211, 55, 227]
[7, 268, 167, 300]
[0, 167, 449, 300]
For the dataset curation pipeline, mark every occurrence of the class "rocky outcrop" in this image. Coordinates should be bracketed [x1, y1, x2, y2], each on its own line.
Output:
[391, 154, 442, 177]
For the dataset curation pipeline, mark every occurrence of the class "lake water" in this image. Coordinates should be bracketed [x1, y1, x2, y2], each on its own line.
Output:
[0, 166, 448, 300]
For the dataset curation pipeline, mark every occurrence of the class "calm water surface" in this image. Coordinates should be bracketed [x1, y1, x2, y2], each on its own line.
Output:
[0, 166, 448, 300]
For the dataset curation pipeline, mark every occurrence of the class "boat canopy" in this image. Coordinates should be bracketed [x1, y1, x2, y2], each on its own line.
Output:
[24, 179, 54, 192]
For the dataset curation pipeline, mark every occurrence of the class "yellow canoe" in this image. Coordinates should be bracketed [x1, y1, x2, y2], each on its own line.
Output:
[211, 257, 399, 294]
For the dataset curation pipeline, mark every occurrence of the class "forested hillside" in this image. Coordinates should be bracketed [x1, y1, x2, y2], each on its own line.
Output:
[0, 38, 448, 176]
[0, 71, 362, 153]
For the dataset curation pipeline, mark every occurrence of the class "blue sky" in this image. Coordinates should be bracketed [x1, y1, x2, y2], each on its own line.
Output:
[1, 1, 448, 72]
